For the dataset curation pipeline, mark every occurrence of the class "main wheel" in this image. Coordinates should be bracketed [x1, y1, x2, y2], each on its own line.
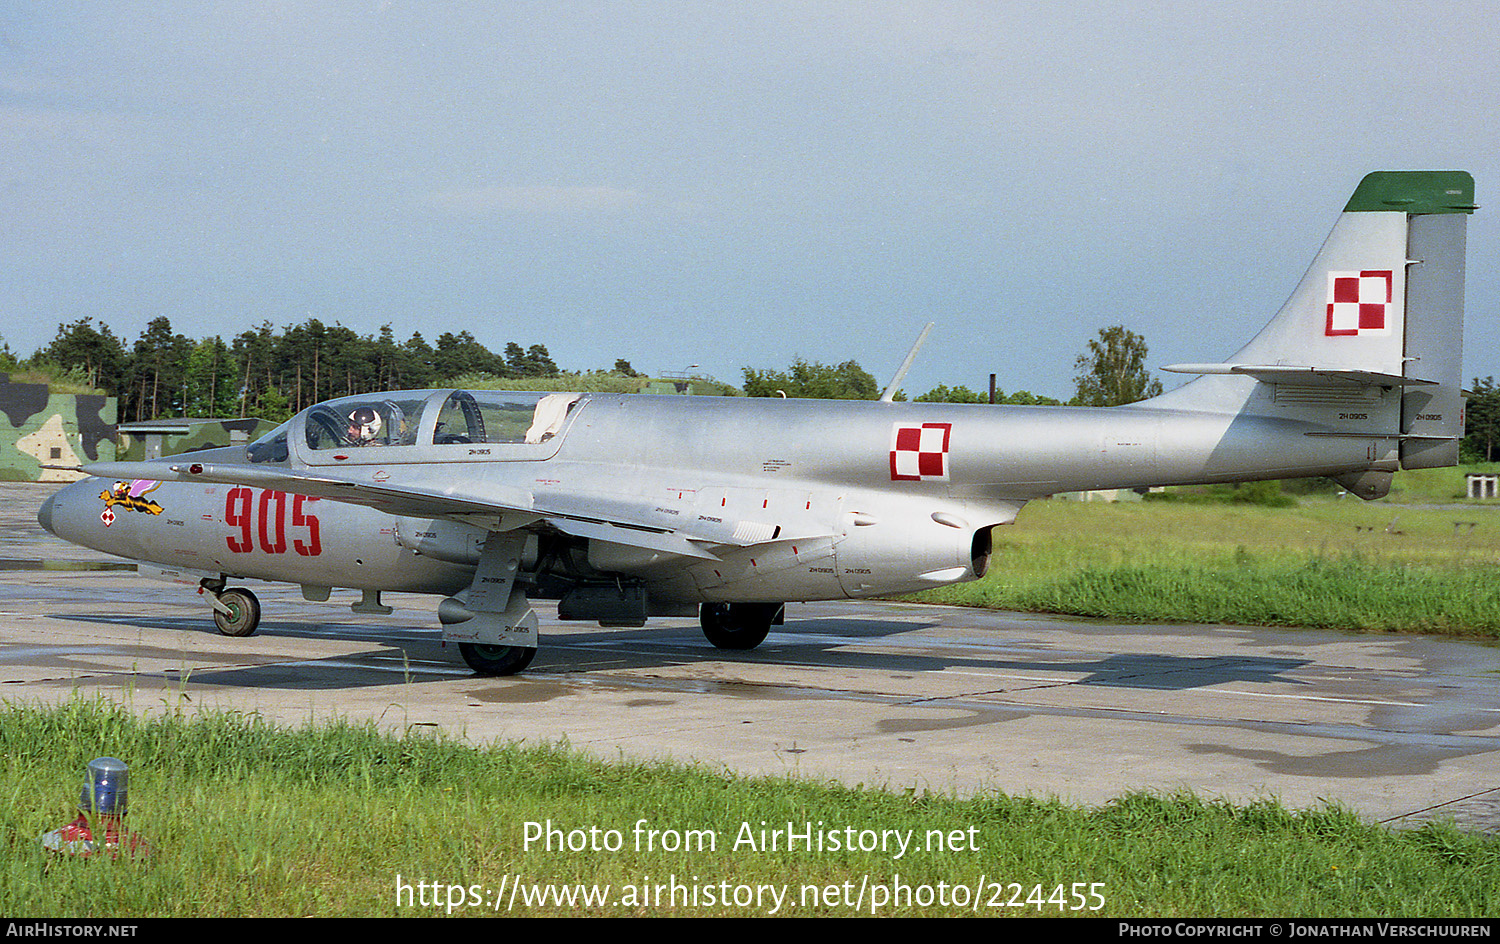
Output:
[459, 643, 537, 676]
[213, 587, 261, 637]
[700, 602, 780, 650]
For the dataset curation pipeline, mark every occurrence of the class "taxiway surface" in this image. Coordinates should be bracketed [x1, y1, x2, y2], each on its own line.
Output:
[4, 483, 1497, 832]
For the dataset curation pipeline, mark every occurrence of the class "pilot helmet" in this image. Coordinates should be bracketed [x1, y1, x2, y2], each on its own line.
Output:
[348, 406, 383, 442]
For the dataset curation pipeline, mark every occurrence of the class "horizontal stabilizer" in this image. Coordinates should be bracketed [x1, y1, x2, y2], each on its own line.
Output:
[1161, 364, 1435, 387]
[1304, 430, 1459, 440]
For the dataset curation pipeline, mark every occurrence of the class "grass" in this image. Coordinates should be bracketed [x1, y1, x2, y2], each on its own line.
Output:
[2, 698, 1496, 917]
[1382, 463, 1500, 504]
[911, 498, 1500, 637]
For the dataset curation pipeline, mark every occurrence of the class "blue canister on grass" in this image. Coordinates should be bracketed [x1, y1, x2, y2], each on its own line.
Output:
[79, 756, 128, 815]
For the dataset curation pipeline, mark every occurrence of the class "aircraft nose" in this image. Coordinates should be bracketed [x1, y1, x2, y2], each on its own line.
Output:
[38, 491, 56, 535]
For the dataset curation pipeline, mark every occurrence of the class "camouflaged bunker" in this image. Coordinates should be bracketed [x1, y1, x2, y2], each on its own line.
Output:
[0, 373, 279, 480]
[116, 417, 279, 463]
[0, 374, 115, 482]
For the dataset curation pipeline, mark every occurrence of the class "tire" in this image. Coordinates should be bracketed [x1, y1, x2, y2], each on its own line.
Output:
[700, 602, 780, 650]
[213, 588, 261, 637]
[459, 643, 537, 676]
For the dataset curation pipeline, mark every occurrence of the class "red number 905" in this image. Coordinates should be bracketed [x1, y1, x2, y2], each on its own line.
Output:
[225, 488, 321, 556]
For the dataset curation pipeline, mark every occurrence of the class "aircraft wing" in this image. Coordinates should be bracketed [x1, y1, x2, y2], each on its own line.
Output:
[81, 460, 724, 561]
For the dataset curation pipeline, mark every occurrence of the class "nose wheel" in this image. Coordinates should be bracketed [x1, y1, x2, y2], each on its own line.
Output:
[209, 587, 261, 637]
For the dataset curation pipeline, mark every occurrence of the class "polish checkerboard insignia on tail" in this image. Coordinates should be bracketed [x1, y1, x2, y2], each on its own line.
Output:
[1325, 269, 1393, 336]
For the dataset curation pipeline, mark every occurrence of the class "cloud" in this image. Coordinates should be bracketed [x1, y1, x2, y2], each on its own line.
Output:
[421, 184, 645, 216]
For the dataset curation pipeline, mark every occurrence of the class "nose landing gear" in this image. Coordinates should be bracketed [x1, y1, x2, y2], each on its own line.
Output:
[201, 580, 261, 637]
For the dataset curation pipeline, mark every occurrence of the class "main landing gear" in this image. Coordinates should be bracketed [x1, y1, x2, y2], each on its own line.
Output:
[699, 602, 783, 650]
[457, 643, 537, 676]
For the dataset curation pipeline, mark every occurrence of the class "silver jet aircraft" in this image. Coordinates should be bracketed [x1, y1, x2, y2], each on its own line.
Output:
[40, 171, 1475, 675]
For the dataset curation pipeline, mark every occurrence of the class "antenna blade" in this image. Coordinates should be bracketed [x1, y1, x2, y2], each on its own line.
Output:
[879, 322, 934, 403]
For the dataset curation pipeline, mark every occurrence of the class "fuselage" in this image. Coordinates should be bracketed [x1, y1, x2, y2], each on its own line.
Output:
[40, 387, 1385, 607]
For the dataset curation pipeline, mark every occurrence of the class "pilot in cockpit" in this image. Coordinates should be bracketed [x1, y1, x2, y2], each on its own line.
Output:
[348, 406, 384, 446]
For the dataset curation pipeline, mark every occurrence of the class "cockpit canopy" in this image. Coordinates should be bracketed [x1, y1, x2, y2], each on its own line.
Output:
[245, 389, 585, 465]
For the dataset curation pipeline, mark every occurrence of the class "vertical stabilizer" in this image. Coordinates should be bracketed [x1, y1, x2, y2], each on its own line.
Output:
[1157, 171, 1474, 474]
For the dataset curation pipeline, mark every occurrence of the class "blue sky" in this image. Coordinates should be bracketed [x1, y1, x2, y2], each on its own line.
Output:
[2, 1, 1496, 399]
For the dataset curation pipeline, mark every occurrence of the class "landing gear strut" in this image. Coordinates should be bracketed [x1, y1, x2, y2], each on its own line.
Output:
[700, 602, 782, 650]
[443, 530, 539, 677]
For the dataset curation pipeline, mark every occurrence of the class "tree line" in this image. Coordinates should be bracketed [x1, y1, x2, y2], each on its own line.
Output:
[739, 323, 1163, 406]
[740, 359, 1065, 406]
[27, 316, 563, 424]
